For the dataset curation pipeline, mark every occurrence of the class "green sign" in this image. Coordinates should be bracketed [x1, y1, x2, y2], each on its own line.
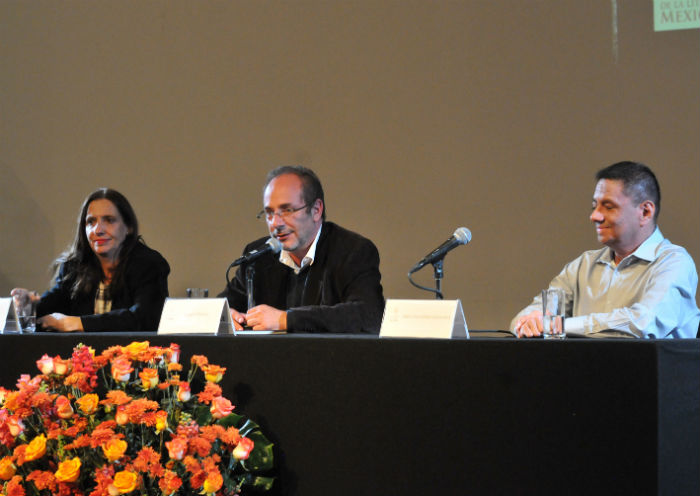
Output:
[654, 0, 700, 31]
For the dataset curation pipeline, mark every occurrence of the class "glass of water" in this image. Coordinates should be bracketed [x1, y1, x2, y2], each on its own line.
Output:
[13, 293, 36, 333]
[542, 288, 565, 339]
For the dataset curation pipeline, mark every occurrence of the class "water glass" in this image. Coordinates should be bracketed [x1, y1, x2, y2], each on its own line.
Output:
[13, 294, 36, 333]
[186, 288, 209, 298]
[542, 288, 565, 339]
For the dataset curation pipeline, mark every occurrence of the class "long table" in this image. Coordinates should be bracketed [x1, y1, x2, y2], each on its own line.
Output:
[0, 333, 697, 495]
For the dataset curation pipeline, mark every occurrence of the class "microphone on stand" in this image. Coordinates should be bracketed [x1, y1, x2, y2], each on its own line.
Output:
[230, 237, 283, 267]
[409, 227, 472, 274]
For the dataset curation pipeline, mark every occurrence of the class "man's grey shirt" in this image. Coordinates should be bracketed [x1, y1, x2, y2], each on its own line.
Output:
[511, 228, 700, 338]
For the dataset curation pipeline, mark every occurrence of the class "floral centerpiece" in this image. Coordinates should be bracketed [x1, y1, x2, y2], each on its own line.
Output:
[0, 341, 274, 495]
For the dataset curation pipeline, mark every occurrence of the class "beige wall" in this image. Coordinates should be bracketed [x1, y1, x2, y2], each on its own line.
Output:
[1, 1, 698, 330]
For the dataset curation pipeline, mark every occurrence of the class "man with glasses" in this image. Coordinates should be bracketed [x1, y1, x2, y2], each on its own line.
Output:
[218, 165, 384, 333]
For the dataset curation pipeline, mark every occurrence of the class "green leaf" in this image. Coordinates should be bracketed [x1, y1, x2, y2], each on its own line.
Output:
[218, 412, 244, 428]
[248, 476, 276, 491]
[242, 431, 274, 472]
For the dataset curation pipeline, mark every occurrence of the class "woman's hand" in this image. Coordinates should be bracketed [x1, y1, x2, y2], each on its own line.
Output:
[10, 288, 41, 303]
[38, 313, 84, 332]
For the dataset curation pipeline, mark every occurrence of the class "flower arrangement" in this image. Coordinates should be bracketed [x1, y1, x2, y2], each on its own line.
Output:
[0, 341, 274, 496]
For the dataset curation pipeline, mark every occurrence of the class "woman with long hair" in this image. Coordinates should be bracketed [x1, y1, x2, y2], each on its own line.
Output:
[11, 188, 170, 332]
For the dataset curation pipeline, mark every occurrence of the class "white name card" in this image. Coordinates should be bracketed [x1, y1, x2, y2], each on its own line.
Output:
[158, 298, 233, 335]
[380, 299, 468, 339]
[0, 298, 20, 333]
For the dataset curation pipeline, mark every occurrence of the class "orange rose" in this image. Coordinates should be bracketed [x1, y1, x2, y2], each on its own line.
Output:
[138, 368, 158, 390]
[102, 438, 128, 462]
[210, 396, 234, 419]
[55, 457, 81, 483]
[115, 406, 129, 426]
[232, 437, 254, 460]
[36, 354, 54, 375]
[202, 364, 226, 383]
[111, 356, 133, 382]
[110, 470, 138, 494]
[76, 394, 99, 415]
[23, 434, 47, 462]
[165, 437, 187, 461]
[202, 471, 223, 493]
[55, 395, 73, 419]
[0, 456, 16, 480]
[123, 341, 150, 360]
[53, 357, 71, 376]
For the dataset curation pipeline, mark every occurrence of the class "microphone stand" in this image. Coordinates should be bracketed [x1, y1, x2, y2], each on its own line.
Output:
[407, 258, 445, 300]
[432, 259, 444, 300]
[246, 265, 255, 310]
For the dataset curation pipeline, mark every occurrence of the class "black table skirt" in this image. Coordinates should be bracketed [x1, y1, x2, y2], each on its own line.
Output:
[0, 333, 697, 496]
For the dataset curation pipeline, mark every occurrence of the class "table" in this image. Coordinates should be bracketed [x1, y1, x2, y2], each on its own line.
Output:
[0, 333, 697, 495]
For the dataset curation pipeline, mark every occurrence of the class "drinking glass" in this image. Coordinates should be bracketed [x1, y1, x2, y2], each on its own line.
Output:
[13, 293, 36, 333]
[542, 288, 565, 339]
[186, 288, 209, 298]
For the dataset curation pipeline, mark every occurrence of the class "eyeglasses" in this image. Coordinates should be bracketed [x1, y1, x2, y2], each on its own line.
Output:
[256, 204, 309, 222]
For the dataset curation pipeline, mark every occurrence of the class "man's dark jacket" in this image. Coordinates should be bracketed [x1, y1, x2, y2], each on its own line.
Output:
[37, 242, 170, 332]
[219, 222, 384, 333]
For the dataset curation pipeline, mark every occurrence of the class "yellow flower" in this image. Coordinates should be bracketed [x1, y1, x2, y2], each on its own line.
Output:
[23, 434, 47, 462]
[155, 410, 168, 433]
[201, 471, 223, 493]
[102, 438, 128, 462]
[76, 394, 99, 415]
[111, 470, 138, 494]
[123, 341, 150, 360]
[55, 457, 81, 483]
[0, 456, 16, 480]
[202, 364, 226, 384]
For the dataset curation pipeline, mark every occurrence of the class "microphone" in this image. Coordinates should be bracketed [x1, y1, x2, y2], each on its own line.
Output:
[231, 237, 283, 267]
[409, 227, 472, 274]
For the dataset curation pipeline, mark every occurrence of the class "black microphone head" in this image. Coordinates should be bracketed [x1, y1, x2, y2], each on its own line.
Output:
[266, 237, 283, 254]
[453, 227, 472, 245]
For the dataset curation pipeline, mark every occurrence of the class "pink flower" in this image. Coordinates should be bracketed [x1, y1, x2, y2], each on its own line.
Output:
[36, 355, 54, 375]
[210, 396, 234, 419]
[165, 437, 187, 461]
[111, 356, 133, 382]
[168, 344, 180, 364]
[177, 382, 191, 402]
[7, 417, 24, 437]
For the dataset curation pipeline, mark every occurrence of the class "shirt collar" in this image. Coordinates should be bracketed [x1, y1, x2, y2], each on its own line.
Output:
[600, 227, 664, 266]
[631, 227, 664, 262]
[279, 224, 323, 274]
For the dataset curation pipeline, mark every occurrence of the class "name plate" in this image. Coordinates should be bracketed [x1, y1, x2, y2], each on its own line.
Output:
[158, 298, 233, 335]
[0, 298, 20, 333]
[380, 299, 468, 339]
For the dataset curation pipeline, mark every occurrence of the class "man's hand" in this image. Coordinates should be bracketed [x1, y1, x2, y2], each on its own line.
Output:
[514, 310, 543, 338]
[38, 313, 83, 332]
[229, 308, 247, 331]
[245, 305, 288, 331]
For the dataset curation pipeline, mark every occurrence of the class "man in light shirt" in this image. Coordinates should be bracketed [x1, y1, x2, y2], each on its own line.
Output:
[512, 161, 700, 338]
[219, 166, 384, 333]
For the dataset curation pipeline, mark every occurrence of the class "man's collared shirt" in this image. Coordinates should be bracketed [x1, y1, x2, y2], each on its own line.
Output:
[279, 224, 322, 274]
[512, 227, 700, 338]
